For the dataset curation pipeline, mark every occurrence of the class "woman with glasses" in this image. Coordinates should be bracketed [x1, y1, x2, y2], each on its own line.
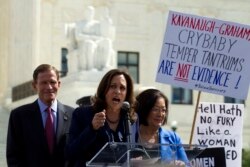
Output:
[134, 88, 189, 166]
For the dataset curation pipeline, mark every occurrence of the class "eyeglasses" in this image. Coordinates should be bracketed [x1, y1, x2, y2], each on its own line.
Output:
[151, 107, 167, 113]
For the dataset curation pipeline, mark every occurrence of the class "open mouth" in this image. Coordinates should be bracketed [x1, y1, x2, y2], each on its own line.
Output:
[112, 97, 121, 103]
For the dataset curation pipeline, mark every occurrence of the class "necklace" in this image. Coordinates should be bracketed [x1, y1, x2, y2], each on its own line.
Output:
[138, 128, 159, 147]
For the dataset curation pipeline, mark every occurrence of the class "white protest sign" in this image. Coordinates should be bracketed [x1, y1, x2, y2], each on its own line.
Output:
[193, 102, 244, 167]
[156, 10, 250, 99]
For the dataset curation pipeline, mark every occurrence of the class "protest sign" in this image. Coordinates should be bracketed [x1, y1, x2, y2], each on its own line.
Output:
[156, 11, 250, 99]
[193, 102, 244, 167]
[189, 147, 226, 167]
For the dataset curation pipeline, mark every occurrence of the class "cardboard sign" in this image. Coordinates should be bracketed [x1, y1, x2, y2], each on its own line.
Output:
[156, 11, 250, 99]
[188, 147, 226, 167]
[193, 102, 244, 167]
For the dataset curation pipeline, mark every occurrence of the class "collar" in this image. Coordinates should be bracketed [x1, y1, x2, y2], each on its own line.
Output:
[38, 98, 58, 113]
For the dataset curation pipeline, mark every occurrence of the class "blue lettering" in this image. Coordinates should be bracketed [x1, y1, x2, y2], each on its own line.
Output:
[192, 66, 231, 87]
[158, 60, 176, 76]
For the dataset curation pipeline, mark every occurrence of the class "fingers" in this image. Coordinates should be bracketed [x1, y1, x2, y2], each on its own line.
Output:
[92, 110, 106, 130]
[173, 160, 186, 167]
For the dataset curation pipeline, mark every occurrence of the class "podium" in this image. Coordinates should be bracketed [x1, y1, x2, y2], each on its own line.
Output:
[86, 142, 206, 167]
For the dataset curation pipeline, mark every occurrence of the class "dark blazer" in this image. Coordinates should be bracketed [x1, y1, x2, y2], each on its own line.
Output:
[6, 100, 74, 167]
[65, 106, 138, 167]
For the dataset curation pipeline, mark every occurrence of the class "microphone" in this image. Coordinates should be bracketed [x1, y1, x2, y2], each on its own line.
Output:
[122, 101, 132, 143]
[122, 101, 130, 112]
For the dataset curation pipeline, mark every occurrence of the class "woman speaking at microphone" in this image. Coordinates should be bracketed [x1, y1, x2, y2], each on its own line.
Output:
[65, 69, 137, 167]
[134, 88, 189, 167]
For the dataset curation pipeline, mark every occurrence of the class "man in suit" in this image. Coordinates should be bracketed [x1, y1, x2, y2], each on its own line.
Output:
[6, 64, 74, 167]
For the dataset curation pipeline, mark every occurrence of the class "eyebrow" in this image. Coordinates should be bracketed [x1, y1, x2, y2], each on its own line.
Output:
[153, 106, 166, 108]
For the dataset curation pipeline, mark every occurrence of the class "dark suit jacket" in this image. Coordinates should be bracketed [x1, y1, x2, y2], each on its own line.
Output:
[65, 106, 130, 167]
[6, 100, 74, 167]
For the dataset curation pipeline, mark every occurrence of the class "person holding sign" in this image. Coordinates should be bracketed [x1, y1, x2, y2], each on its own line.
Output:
[134, 88, 189, 166]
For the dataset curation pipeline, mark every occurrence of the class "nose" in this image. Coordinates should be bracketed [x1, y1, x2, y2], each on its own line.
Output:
[114, 88, 121, 94]
[160, 111, 165, 117]
[157, 109, 165, 117]
[46, 83, 53, 89]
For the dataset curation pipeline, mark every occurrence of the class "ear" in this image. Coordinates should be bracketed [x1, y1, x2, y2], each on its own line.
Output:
[32, 81, 37, 91]
[58, 80, 61, 88]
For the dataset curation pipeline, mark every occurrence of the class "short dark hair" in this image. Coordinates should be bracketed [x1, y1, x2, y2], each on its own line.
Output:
[135, 89, 169, 126]
[93, 69, 136, 122]
[33, 64, 60, 82]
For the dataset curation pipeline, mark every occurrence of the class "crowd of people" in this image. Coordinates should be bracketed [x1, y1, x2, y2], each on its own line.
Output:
[6, 64, 189, 167]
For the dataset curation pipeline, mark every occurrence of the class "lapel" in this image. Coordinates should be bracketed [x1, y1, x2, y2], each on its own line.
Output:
[56, 102, 69, 144]
[31, 101, 45, 131]
[159, 128, 171, 151]
[159, 128, 173, 161]
[29, 101, 48, 149]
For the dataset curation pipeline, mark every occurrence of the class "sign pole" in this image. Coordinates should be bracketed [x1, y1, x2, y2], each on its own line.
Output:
[189, 90, 201, 145]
